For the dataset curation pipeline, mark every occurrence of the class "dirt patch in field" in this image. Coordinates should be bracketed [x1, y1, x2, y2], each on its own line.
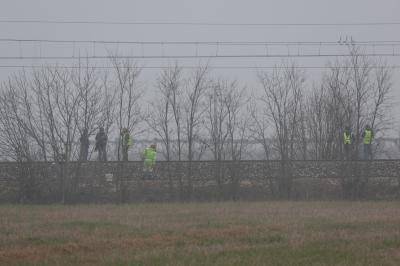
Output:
[186, 226, 251, 239]
[0, 243, 83, 263]
[115, 233, 181, 250]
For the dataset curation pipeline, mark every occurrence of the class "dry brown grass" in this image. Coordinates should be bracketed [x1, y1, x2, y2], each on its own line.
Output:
[1, 201, 400, 265]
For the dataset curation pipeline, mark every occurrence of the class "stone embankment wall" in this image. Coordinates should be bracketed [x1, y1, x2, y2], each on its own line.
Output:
[0, 160, 399, 203]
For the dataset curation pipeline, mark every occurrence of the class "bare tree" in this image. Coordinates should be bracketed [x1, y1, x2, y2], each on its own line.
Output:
[204, 80, 229, 162]
[99, 71, 117, 138]
[146, 66, 184, 162]
[35, 67, 81, 202]
[0, 71, 50, 162]
[249, 99, 276, 196]
[110, 56, 143, 160]
[223, 80, 248, 200]
[203, 79, 229, 197]
[258, 63, 305, 198]
[370, 60, 393, 139]
[249, 99, 272, 160]
[325, 46, 392, 159]
[32, 67, 81, 162]
[146, 67, 184, 198]
[347, 46, 373, 158]
[224, 81, 248, 161]
[183, 66, 210, 197]
[184, 66, 210, 161]
[0, 77, 35, 162]
[71, 62, 104, 160]
[305, 46, 394, 197]
[0, 80, 38, 202]
[167, 64, 184, 161]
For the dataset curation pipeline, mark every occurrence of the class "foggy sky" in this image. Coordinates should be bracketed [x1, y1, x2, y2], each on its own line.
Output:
[0, 0, 399, 132]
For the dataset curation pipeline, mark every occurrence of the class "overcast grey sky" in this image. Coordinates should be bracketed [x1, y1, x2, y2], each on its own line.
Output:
[1, 0, 399, 130]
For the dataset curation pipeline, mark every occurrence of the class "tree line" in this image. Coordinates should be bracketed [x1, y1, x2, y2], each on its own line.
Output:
[0, 46, 394, 163]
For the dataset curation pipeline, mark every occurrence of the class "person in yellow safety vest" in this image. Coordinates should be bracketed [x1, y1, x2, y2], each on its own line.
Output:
[143, 144, 157, 176]
[362, 125, 374, 160]
[121, 128, 133, 161]
[343, 126, 353, 159]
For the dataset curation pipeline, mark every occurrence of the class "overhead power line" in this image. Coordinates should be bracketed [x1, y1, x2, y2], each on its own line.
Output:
[0, 65, 399, 70]
[0, 53, 399, 60]
[1, 19, 400, 27]
[1, 38, 400, 46]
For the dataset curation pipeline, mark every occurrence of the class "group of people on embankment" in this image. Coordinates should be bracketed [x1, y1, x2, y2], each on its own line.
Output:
[343, 125, 374, 160]
[79, 127, 157, 175]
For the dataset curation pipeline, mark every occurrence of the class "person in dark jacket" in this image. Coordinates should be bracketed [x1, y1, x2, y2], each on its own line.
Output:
[79, 128, 89, 161]
[95, 127, 108, 161]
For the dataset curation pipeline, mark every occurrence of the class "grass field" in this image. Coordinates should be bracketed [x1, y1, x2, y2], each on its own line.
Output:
[1, 202, 400, 265]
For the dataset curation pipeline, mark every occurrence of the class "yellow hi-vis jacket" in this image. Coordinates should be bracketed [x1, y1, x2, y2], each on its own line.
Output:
[343, 132, 352, 144]
[143, 147, 156, 166]
[363, 129, 373, 144]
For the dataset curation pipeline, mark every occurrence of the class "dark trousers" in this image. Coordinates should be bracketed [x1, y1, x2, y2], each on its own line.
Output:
[343, 144, 352, 160]
[98, 147, 107, 161]
[80, 146, 88, 161]
[363, 144, 372, 160]
[122, 146, 129, 161]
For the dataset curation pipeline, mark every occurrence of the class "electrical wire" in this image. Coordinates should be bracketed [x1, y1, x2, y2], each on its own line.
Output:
[0, 53, 399, 60]
[1, 19, 400, 27]
[1, 38, 400, 46]
[0, 65, 399, 70]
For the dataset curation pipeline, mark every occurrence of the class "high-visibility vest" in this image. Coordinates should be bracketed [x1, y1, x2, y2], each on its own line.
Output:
[363, 129, 373, 144]
[343, 132, 352, 144]
[144, 148, 156, 163]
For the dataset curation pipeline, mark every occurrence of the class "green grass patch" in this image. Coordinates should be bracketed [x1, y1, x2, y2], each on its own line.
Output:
[380, 237, 400, 249]
[240, 234, 285, 246]
[60, 220, 119, 229]
[16, 236, 71, 246]
[2, 202, 400, 266]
